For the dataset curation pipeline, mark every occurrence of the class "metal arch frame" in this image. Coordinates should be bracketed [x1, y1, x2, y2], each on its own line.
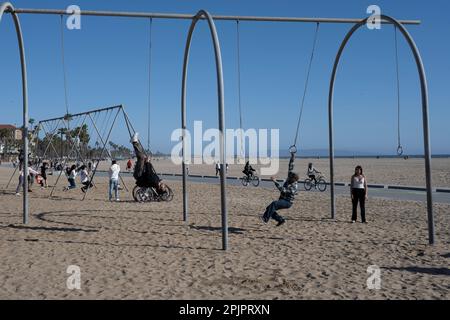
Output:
[328, 14, 434, 244]
[0, 2, 29, 224]
[181, 10, 228, 250]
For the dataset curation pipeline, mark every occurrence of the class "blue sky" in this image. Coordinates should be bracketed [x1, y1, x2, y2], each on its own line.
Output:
[0, 0, 449, 155]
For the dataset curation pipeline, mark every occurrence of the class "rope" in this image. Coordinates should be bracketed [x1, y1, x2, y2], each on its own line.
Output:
[292, 22, 320, 149]
[236, 20, 244, 160]
[147, 18, 153, 153]
[60, 15, 70, 119]
[394, 25, 403, 156]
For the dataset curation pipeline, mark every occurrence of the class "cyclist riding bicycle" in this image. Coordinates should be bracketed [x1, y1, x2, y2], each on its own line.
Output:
[307, 162, 321, 185]
[242, 161, 256, 178]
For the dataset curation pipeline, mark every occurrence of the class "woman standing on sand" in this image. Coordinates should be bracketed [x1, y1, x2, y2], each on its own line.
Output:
[350, 165, 368, 223]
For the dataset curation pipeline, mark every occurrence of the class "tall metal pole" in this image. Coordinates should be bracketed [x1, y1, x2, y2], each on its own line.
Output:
[181, 10, 228, 250]
[0, 2, 28, 224]
[328, 15, 434, 244]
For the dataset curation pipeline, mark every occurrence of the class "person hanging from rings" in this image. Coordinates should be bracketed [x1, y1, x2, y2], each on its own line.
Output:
[261, 149, 299, 227]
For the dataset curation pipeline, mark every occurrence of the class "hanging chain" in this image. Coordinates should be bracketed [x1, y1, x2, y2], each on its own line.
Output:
[236, 20, 245, 160]
[60, 15, 70, 119]
[147, 18, 153, 153]
[394, 25, 403, 156]
[293, 22, 320, 150]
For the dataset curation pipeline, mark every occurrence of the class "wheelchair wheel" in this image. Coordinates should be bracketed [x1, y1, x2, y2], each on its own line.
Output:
[304, 179, 313, 191]
[134, 186, 150, 202]
[160, 185, 174, 202]
[317, 178, 327, 192]
[132, 185, 140, 202]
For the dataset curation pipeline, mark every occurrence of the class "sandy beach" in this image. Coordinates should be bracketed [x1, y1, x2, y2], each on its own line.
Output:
[0, 160, 449, 299]
[62, 157, 450, 188]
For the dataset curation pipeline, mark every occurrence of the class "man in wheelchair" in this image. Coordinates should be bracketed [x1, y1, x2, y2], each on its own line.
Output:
[131, 133, 166, 194]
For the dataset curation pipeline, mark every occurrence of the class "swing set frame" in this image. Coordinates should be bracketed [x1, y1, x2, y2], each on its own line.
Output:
[0, 3, 434, 250]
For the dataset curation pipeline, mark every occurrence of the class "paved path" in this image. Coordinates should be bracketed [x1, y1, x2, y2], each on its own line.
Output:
[158, 174, 450, 204]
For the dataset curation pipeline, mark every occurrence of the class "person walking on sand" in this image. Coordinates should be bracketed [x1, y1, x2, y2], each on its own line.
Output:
[15, 164, 39, 195]
[39, 162, 49, 189]
[350, 165, 368, 223]
[215, 162, 220, 176]
[261, 151, 299, 227]
[109, 160, 121, 201]
[126, 159, 133, 172]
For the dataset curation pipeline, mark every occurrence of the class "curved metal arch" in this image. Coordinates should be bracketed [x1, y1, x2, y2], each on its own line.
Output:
[328, 14, 434, 244]
[0, 2, 29, 224]
[181, 10, 228, 250]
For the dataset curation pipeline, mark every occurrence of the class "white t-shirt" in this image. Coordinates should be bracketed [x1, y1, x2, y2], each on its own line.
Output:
[69, 170, 77, 179]
[109, 164, 120, 180]
[20, 167, 39, 177]
[79, 169, 89, 183]
[352, 176, 365, 189]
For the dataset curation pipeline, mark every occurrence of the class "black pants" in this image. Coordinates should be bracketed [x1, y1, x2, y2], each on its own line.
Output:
[81, 181, 93, 192]
[352, 188, 366, 222]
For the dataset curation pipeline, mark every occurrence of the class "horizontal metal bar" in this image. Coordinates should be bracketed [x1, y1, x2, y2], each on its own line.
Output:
[6, 7, 421, 25]
[37, 104, 122, 124]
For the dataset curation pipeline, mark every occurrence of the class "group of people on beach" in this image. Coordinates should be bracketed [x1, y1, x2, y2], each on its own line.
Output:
[12, 133, 165, 202]
[12, 137, 368, 226]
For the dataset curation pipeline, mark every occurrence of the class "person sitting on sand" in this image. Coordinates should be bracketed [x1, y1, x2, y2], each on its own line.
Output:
[307, 162, 321, 185]
[242, 161, 256, 178]
[350, 165, 368, 223]
[131, 133, 165, 192]
[261, 151, 299, 227]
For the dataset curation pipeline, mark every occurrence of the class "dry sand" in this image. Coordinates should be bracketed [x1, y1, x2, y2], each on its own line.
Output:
[0, 162, 449, 300]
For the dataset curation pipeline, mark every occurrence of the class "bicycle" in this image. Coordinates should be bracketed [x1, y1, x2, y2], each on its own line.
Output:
[132, 182, 174, 202]
[304, 174, 327, 192]
[241, 173, 260, 187]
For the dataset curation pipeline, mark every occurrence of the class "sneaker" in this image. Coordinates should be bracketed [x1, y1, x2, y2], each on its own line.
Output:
[351, 220, 356, 223]
[276, 219, 286, 227]
[131, 132, 139, 143]
[260, 215, 269, 224]
[15, 193, 20, 196]
[115, 199, 120, 202]
[362, 221, 368, 224]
